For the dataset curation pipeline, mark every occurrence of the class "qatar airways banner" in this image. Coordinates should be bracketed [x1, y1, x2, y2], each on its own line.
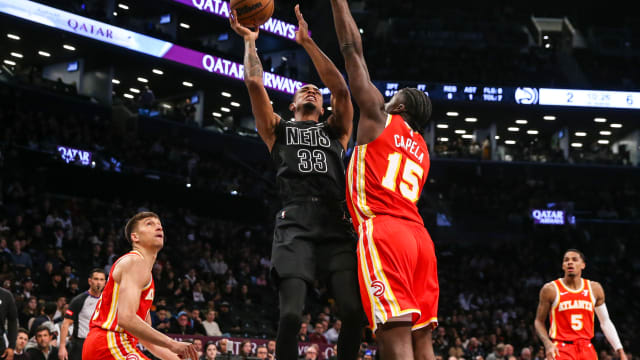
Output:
[0, 0, 304, 94]
[172, 0, 298, 40]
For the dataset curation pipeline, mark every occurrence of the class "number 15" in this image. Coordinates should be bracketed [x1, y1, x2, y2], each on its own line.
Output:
[381, 152, 423, 202]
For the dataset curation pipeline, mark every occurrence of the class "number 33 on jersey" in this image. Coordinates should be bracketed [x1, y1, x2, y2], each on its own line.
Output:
[347, 114, 429, 229]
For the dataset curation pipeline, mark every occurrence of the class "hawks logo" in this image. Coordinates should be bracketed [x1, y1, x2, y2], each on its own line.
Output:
[126, 354, 141, 360]
[371, 280, 385, 297]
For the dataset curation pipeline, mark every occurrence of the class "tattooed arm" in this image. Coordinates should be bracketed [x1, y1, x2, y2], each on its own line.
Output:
[230, 10, 280, 151]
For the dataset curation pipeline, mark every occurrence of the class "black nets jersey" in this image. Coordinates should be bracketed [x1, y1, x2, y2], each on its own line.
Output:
[271, 119, 346, 204]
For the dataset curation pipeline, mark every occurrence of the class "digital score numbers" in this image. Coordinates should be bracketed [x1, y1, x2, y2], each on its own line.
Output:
[539, 88, 640, 109]
[381, 82, 507, 103]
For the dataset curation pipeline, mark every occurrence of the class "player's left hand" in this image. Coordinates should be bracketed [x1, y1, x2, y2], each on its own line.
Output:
[294, 4, 311, 45]
[1, 348, 14, 360]
[617, 349, 627, 360]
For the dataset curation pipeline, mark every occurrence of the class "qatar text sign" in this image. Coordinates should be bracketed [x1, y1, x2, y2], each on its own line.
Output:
[171, 0, 298, 40]
[58, 146, 92, 166]
[532, 209, 565, 225]
[0, 0, 303, 94]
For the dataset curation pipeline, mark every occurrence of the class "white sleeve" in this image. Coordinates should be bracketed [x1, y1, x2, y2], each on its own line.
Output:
[595, 303, 623, 351]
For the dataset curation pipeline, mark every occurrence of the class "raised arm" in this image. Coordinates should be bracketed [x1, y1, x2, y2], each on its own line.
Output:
[534, 283, 558, 360]
[329, 0, 385, 127]
[294, 5, 352, 149]
[230, 11, 281, 152]
[114, 258, 196, 360]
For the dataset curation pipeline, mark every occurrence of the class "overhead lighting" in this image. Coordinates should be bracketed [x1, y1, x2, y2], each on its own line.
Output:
[505, 140, 516, 145]
[507, 127, 519, 132]
[123, 93, 134, 99]
[599, 131, 611, 136]
[3, 60, 16, 66]
[543, 115, 556, 121]
[327, 106, 332, 111]
[571, 143, 583, 148]
[610, 123, 622, 128]
[454, 129, 466, 134]
[436, 124, 449, 129]
[446, 112, 459, 117]
[594, 117, 607, 123]
[221, 107, 231, 113]
[230, 102, 240, 107]
[7, 33, 20, 40]
[515, 119, 528, 125]
[575, 132, 587, 137]
[10, 52, 23, 58]
[113, 11, 118, 16]
[112, 79, 120, 84]
[527, 130, 539, 135]
[359, 28, 364, 34]
[179, 23, 191, 29]
[129, 88, 140, 94]
[598, 139, 610, 145]
[212, 112, 222, 117]
[182, 81, 193, 87]
[137, 77, 148, 83]
[221, 92, 232, 98]
[161, 104, 172, 109]
[439, 137, 449, 142]
[118, 3, 129, 10]
[63, 44, 76, 51]
[38, 51, 50, 57]
[152, 69, 164, 75]
[464, 117, 477, 123]
[495, 136, 500, 140]
[462, 134, 473, 139]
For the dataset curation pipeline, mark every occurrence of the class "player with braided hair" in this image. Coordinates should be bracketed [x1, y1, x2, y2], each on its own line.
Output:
[329, 0, 438, 359]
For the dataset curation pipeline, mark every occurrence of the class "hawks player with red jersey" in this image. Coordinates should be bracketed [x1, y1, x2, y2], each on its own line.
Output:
[83, 212, 196, 360]
[535, 249, 627, 360]
[330, 0, 438, 359]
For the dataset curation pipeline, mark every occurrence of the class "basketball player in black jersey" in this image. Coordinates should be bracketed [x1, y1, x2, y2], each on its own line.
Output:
[230, 5, 363, 360]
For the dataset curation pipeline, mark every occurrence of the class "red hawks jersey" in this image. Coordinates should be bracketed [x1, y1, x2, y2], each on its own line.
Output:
[347, 114, 429, 229]
[549, 278, 596, 342]
[89, 251, 155, 339]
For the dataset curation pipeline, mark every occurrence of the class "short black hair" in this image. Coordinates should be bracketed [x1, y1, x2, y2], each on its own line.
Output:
[35, 325, 51, 335]
[564, 248, 586, 262]
[89, 268, 107, 278]
[44, 301, 57, 316]
[400, 88, 432, 132]
[17, 327, 29, 336]
[123, 211, 159, 244]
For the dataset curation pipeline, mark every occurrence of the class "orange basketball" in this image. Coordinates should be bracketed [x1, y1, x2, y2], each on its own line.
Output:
[230, 0, 275, 28]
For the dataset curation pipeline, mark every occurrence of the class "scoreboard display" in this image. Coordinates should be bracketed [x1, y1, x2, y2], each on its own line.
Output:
[374, 82, 519, 104]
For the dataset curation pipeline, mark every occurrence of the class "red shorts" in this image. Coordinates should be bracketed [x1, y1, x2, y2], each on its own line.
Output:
[555, 340, 597, 360]
[83, 327, 150, 360]
[357, 216, 439, 332]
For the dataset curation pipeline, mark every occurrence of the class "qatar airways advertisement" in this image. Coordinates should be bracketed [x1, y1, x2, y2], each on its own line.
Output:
[171, 0, 299, 40]
[0, 0, 304, 94]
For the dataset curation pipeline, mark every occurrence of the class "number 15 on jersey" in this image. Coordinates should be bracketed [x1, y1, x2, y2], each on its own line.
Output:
[381, 152, 424, 203]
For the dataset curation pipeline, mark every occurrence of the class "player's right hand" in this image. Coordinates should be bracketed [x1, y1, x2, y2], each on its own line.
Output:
[169, 340, 198, 360]
[58, 346, 68, 360]
[229, 9, 260, 41]
[544, 343, 559, 360]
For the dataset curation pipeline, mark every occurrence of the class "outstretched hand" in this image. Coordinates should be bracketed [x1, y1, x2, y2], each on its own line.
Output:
[294, 4, 311, 45]
[229, 9, 259, 41]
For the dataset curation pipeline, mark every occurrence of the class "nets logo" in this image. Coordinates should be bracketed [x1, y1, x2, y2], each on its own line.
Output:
[515, 87, 539, 105]
[371, 280, 385, 297]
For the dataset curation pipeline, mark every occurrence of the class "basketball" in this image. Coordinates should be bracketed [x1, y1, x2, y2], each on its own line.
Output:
[230, 0, 274, 28]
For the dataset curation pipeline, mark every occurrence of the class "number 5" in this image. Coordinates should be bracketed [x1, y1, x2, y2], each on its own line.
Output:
[571, 314, 583, 330]
[381, 152, 424, 202]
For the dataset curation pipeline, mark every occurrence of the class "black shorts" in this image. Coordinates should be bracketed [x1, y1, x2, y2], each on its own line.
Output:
[271, 200, 357, 284]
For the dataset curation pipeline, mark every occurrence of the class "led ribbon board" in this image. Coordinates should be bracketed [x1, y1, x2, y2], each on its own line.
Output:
[0, 0, 303, 94]
[171, 0, 299, 41]
[539, 88, 640, 109]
